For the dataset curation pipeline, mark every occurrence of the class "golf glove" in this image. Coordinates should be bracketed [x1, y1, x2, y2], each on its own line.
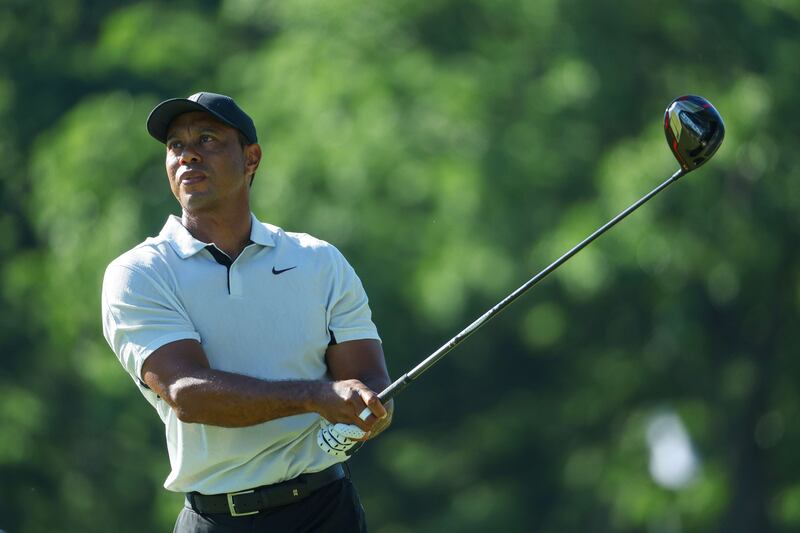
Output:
[317, 420, 366, 458]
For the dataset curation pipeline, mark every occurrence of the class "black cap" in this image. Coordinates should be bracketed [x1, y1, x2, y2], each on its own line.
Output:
[146, 92, 258, 144]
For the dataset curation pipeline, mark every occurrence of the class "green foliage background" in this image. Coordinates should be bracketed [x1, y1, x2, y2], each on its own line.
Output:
[1, 0, 799, 531]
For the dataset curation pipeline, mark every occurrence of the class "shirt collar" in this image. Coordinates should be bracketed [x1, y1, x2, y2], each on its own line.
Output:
[160, 213, 276, 259]
[248, 213, 276, 247]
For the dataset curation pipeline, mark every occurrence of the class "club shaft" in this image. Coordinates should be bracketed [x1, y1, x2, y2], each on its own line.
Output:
[371, 169, 686, 406]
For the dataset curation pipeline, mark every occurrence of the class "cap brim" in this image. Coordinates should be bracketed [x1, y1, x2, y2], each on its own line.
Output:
[146, 98, 242, 144]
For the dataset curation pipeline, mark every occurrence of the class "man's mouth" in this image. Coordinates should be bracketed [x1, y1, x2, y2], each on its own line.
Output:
[178, 170, 207, 185]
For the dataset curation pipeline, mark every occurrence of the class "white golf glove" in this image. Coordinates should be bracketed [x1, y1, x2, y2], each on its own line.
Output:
[317, 420, 366, 458]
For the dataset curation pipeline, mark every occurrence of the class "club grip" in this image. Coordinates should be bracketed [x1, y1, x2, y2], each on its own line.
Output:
[357, 373, 413, 420]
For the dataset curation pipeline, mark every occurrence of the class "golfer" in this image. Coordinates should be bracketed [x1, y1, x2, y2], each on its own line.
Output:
[101, 92, 393, 532]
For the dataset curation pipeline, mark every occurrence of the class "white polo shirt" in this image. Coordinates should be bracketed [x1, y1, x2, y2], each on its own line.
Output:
[101, 213, 381, 494]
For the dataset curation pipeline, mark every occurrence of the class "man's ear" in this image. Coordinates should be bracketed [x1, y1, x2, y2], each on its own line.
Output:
[245, 143, 262, 175]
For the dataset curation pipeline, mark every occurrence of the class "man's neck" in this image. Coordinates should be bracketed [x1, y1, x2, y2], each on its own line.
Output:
[181, 208, 252, 260]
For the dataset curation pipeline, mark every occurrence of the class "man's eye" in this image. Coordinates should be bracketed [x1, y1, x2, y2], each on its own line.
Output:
[200, 135, 213, 143]
[168, 141, 183, 150]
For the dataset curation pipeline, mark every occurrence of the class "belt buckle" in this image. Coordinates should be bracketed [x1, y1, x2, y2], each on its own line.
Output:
[227, 489, 259, 517]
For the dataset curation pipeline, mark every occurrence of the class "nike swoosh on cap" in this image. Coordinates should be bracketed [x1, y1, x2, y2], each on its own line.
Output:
[272, 266, 297, 275]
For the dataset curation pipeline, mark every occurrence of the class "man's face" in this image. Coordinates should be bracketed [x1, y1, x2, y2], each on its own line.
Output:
[164, 111, 261, 212]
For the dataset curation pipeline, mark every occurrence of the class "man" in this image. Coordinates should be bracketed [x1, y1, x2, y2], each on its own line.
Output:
[101, 92, 393, 532]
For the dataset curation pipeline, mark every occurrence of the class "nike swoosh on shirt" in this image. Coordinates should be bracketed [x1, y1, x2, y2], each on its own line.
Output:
[272, 266, 297, 275]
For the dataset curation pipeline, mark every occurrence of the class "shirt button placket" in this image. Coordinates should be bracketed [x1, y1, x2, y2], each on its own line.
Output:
[229, 263, 242, 297]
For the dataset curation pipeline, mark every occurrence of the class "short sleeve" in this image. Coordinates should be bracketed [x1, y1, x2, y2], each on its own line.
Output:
[327, 249, 381, 344]
[101, 262, 201, 381]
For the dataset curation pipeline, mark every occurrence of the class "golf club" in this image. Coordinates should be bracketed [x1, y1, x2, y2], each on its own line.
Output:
[318, 95, 725, 456]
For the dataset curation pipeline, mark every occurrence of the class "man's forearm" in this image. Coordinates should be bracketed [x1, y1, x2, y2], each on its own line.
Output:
[144, 338, 393, 430]
[168, 368, 323, 427]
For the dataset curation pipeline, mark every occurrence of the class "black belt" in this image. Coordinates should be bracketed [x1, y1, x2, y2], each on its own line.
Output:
[185, 464, 345, 517]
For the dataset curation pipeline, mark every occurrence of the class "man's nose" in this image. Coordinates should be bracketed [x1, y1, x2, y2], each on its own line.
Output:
[179, 144, 202, 165]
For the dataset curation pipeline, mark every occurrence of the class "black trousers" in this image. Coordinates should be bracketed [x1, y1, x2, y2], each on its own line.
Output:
[173, 478, 367, 533]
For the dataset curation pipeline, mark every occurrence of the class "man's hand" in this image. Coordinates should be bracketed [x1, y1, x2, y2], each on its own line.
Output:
[317, 420, 367, 458]
[314, 339, 394, 458]
[310, 379, 387, 433]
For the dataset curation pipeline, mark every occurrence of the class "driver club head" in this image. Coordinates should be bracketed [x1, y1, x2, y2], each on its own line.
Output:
[664, 95, 725, 173]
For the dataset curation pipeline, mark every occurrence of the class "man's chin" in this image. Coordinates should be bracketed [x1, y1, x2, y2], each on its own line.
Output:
[179, 192, 218, 213]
